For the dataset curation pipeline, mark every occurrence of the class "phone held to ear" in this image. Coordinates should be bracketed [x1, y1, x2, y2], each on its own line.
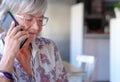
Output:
[1, 11, 27, 49]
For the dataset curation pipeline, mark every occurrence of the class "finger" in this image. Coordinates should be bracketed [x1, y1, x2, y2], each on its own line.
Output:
[18, 34, 29, 43]
[14, 31, 28, 39]
[7, 21, 15, 35]
[10, 25, 24, 36]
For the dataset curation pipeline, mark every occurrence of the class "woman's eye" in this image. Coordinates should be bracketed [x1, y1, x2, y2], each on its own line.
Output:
[37, 18, 43, 22]
[38, 19, 43, 22]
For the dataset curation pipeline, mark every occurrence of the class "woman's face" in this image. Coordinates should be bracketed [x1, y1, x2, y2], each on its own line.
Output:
[15, 13, 43, 42]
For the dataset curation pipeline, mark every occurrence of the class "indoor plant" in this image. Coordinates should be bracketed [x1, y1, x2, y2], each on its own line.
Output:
[114, 2, 120, 18]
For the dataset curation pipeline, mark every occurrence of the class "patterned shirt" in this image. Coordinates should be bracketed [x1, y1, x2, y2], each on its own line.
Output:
[0, 33, 68, 82]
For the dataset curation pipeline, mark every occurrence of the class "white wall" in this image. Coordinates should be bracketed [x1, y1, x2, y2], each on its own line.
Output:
[70, 3, 84, 67]
[110, 18, 120, 82]
[42, 0, 76, 61]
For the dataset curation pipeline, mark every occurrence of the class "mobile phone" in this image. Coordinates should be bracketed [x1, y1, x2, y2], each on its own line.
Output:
[1, 11, 27, 49]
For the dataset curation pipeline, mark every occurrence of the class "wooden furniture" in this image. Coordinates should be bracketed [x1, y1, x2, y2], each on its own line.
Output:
[77, 0, 120, 34]
[76, 0, 105, 34]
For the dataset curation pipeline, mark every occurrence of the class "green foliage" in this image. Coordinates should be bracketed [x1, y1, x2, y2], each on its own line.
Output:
[114, 2, 120, 10]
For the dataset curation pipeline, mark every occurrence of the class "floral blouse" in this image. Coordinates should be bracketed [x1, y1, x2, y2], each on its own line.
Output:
[0, 33, 68, 82]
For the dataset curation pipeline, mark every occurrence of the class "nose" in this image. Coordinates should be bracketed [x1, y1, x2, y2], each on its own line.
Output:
[30, 20, 42, 31]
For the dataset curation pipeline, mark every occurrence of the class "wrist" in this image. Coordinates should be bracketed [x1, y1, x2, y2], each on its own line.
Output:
[3, 50, 16, 58]
[0, 71, 14, 81]
[0, 54, 15, 73]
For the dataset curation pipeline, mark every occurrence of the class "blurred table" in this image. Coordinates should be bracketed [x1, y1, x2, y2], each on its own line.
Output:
[62, 61, 86, 82]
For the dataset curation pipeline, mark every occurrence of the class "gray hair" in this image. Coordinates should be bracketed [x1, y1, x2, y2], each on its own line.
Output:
[0, 0, 47, 20]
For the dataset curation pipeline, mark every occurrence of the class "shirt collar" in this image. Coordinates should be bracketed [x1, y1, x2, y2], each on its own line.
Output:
[31, 38, 40, 59]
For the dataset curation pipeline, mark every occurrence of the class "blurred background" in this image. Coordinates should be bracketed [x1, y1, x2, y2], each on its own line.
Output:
[0, 0, 119, 82]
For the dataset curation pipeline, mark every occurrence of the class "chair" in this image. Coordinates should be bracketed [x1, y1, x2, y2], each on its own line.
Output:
[62, 61, 86, 82]
[76, 55, 95, 82]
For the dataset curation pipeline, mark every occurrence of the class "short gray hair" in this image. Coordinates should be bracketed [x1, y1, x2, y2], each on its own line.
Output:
[0, 0, 47, 19]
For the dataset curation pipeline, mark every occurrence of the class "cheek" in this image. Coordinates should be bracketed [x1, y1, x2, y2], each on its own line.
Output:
[36, 27, 42, 35]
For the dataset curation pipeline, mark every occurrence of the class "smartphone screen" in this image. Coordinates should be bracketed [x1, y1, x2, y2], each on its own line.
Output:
[1, 11, 27, 49]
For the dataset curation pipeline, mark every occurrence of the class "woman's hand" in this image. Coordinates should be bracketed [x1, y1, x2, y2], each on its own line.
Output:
[3, 21, 29, 57]
[0, 21, 29, 74]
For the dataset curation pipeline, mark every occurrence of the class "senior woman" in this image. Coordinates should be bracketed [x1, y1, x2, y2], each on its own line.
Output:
[0, 0, 68, 82]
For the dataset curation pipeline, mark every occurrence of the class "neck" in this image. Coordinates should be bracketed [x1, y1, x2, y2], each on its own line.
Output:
[17, 44, 31, 58]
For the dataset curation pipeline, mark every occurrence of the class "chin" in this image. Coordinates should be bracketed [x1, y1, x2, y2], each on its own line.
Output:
[28, 35, 37, 43]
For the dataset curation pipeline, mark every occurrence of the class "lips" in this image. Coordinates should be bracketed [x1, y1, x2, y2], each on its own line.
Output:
[29, 32, 35, 35]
